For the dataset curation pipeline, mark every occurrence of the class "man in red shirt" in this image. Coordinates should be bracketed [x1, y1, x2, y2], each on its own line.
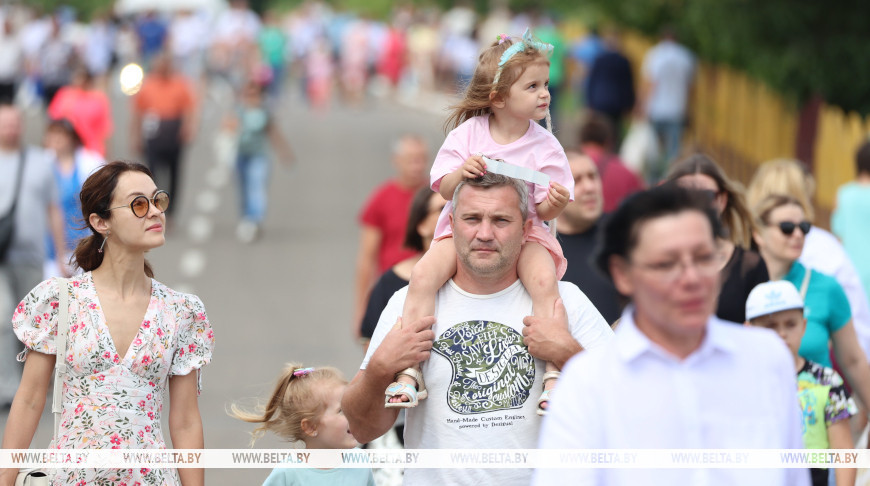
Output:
[354, 135, 428, 335]
[578, 112, 643, 212]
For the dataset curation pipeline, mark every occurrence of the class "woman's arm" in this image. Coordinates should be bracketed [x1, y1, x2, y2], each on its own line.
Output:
[827, 419, 856, 486]
[832, 321, 870, 410]
[168, 373, 204, 486]
[0, 352, 54, 486]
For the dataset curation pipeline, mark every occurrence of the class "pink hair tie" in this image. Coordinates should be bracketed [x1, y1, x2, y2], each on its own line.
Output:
[497, 33, 509, 45]
[293, 367, 314, 377]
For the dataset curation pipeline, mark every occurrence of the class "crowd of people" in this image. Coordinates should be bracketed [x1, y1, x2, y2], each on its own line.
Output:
[0, 2, 869, 486]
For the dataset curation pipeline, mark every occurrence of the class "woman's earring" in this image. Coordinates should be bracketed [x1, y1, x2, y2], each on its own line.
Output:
[98, 231, 109, 253]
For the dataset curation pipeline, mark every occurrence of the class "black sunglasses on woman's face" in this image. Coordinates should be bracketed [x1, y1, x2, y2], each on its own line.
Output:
[776, 220, 811, 236]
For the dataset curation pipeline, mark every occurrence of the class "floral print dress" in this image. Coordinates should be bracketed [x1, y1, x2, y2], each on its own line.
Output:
[13, 272, 215, 486]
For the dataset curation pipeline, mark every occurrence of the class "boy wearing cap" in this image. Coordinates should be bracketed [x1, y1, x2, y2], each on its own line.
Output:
[746, 281, 857, 486]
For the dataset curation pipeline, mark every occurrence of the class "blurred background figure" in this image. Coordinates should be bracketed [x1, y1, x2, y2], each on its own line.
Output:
[228, 79, 294, 243]
[354, 135, 428, 335]
[41, 118, 103, 278]
[0, 19, 24, 105]
[131, 52, 197, 219]
[557, 151, 622, 324]
[258, 10, 288, 101]
[832, 141, 870, 348]
[665, 154, 768, 324]
[48, 63, 112, 157]
[640, 26, 695, 182]
[37, 17, 74, 107]
[578, 111, 643, 213]
[134, 10, 167, 68]
[169, 10, 210, 85]
[584, 28, 635, 147]
[82, 12, 115, 89]
[0, 104, 66, 408]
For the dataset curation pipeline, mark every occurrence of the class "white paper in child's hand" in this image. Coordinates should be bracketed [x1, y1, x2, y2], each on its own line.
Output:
[482, 156, 550, 187]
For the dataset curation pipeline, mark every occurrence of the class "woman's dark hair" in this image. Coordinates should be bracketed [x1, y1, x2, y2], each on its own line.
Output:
[72, 161, 155, 277]
[856, 140, 870, 176]
[665, 153, 755, 248]
[403, 187, 438, 253]
[595, 184, 723, 280]
[46, 118, 83, 148]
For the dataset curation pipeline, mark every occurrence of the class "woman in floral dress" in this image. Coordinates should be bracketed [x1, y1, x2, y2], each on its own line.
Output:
[1, 161, 214, 486]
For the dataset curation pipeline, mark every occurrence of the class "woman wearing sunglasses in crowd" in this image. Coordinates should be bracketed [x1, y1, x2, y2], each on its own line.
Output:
[665, 154, 769, 323]
[747, 158, 870, 365]
[1, 161, 214, 486]
[752, 193, 870, 414]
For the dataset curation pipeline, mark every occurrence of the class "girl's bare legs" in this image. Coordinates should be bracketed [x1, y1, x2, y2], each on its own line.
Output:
[387, 238, 457, 405]
[517, 242, 561, 412]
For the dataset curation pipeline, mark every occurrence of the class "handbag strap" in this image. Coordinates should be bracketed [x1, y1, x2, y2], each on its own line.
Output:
[4, 150, 25, 218]
[52, 277, 71, 442]
[799, 266, 812, 301]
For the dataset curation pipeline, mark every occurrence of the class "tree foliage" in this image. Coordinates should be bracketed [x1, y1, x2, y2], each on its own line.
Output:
[567, 0, 870, 114]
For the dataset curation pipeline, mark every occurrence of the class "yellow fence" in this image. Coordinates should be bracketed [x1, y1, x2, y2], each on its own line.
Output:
[618, 30, 867, 225]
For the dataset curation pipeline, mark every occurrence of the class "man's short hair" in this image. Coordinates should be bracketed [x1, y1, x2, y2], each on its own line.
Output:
[452, 172, 529, 222]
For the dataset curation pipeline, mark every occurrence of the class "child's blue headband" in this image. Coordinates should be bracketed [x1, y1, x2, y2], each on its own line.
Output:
[492, 28, 554, 87]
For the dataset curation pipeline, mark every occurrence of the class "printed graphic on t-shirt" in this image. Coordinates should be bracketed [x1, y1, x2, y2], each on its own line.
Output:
[432, 320, 535, 414]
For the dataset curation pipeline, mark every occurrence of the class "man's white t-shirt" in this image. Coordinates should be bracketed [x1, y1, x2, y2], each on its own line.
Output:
[362, 279, 613, 486]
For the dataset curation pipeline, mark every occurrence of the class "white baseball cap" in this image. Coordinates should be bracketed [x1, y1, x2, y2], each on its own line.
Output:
[745, 280, 804, 321]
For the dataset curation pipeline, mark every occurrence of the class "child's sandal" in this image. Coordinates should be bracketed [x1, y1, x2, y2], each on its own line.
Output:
[384, 367, 428, 409]
[536, 370, 561, 416]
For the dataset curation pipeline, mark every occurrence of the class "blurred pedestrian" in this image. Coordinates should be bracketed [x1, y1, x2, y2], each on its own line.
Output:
[665, 153, 768, 324]
[557, 151, 623, 324]
[360, 188, 445, 342]
[584, 30, 635, 144]
[354, 135, 428, 334]
[42, 118, 104, 277]
[258, 10, 288, 100]
[535, 185, 808, 486]
[578, 111, 643, 212]
[37, 17, 74, 106]
[227, 80, 294, 243]
[48, 63, 113, 157]
[832, 141, 870, 319]
[0, 19, 24, 104]
[131, 53, 197, 219]
[640, 26, 695, 179]
[135, 10, 168, 67]
[1, 161, 214, 485]
[0, 104, 66, 407]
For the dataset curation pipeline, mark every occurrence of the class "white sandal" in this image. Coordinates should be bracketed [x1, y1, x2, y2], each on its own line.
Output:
[536, 370, 561, 416]
[384, 367, 428, 409]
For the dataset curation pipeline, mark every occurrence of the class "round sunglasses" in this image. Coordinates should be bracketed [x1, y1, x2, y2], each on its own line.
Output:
[108, 191, 170, 218]
[774, 220, 811, 236]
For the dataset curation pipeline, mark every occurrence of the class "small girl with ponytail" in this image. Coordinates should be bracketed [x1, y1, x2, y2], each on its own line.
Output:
[387, 29, 574, 415]
[231, 364, 375, 486]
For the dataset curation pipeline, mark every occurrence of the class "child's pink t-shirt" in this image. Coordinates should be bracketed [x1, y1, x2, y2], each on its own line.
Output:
[430, 115, 574, 239]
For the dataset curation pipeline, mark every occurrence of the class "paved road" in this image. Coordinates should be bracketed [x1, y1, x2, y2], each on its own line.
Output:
[1, 80, 449, 484]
